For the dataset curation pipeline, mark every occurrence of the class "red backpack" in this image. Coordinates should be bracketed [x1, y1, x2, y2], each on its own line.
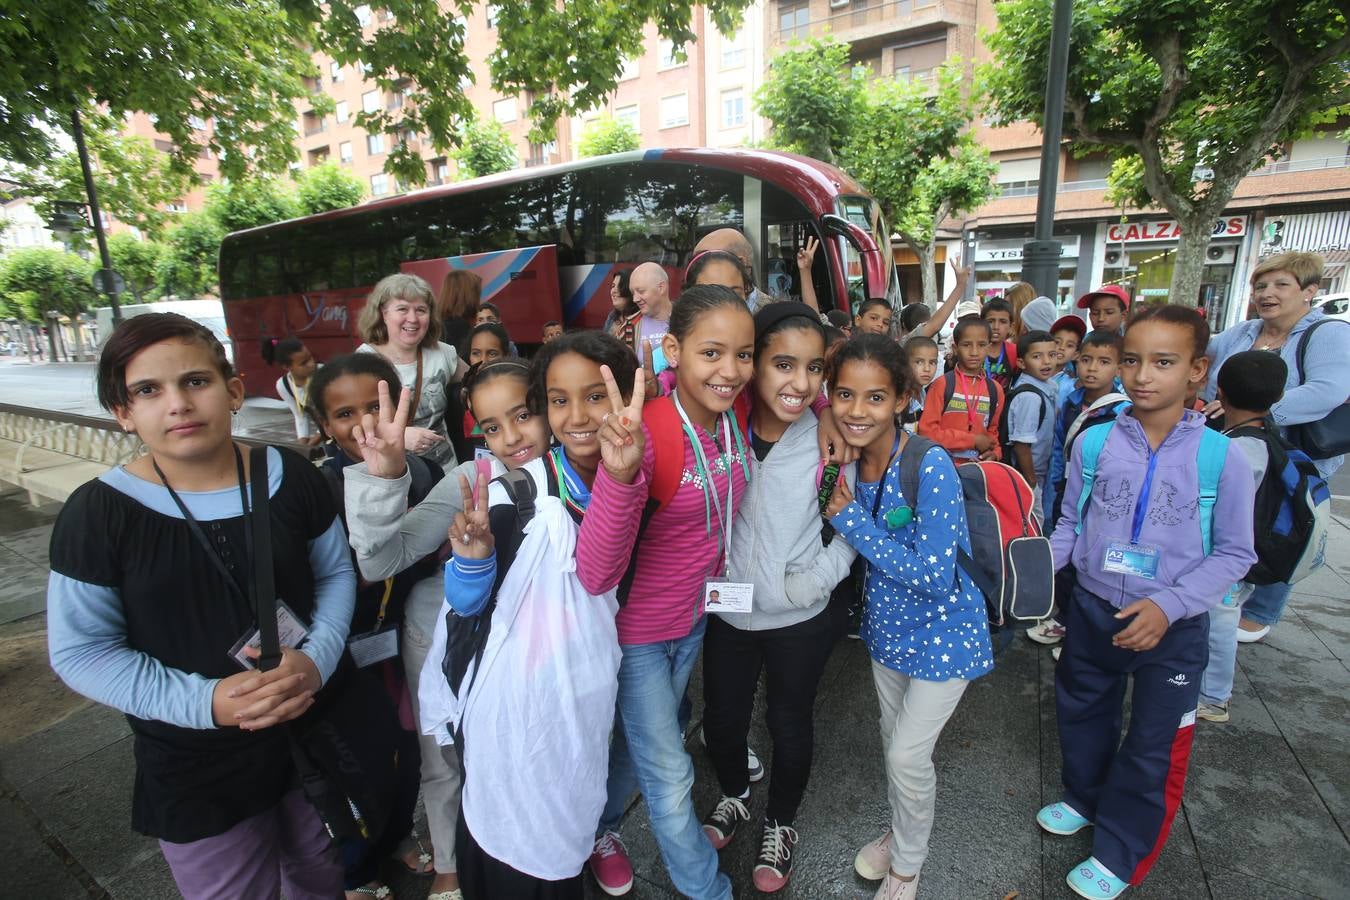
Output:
[899, 436, 1054, 626]
[615, 392, 750, 604]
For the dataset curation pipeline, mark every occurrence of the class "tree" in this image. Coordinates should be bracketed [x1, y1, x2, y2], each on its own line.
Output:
[205, 178, 300, 234]
[0, 249, 98, 358]
[107, 233, 165, 302]
[756, 46, 995, 305]
[2, 0, 752, 188]
[453, 117, 518, 180]
[156, 213, 225, 299]
[987, 0, 1350, 308]
[577, 116, 641, 158]
[755, 39, 867, 165]
[10, 115, 193, 243]
[295, 162, 365, 215]
[842, 68, 998, 305]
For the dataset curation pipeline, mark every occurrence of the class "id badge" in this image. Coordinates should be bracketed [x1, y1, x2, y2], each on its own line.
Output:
[1102, 541, 1160, 580]
[474, 446, 495, 461]
[229, 601, 311, 670]
[704, 581, 753, 614]
[348, 628, 399, 667]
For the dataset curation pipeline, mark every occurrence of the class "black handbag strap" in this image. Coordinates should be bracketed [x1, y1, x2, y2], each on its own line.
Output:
[1294, 317, 1347, 384]
[249, 446, 282, 673]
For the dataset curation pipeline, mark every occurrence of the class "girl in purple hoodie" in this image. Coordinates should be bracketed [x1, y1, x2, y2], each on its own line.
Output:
[1042, 305, 1256, 900]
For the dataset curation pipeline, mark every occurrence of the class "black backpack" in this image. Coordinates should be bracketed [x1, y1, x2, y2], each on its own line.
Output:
[1227, 421, 1330, 586]
[997, 382, 1051, 464]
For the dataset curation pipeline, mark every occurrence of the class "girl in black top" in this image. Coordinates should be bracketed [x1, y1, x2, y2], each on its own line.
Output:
[46, 313, 355, 899]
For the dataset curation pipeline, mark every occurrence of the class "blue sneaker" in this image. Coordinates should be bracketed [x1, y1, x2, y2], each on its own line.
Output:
[1066, 856, 1127, 899]
[1036, 801, 1091, 835]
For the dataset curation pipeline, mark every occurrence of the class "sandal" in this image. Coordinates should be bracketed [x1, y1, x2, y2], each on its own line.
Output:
[346, 883, 392, 900]
[397, 834, 434, 875]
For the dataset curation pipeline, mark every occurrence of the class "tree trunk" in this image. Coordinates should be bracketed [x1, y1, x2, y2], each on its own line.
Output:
[1166, 220, 1211, 310]
[914, 238, 938, 308]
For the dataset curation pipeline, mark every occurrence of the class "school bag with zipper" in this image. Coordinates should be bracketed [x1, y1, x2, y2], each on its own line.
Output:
[898, 435, 1055, 626]
[1225, 418, 1329, 585]
[1048, 393, 1130, 528]
[997, 381, 1052, 463]
[1073, 420, 1229, 560]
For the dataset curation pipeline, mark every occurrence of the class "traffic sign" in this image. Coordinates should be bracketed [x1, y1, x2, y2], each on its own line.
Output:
[93, 269, 125, 295]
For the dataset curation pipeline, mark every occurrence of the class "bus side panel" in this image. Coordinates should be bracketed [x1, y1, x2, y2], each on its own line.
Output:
[228, 288, 368, 395]
[401, 246, 562, 343]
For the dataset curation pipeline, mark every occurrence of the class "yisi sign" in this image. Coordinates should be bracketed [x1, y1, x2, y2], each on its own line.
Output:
[1105, 217, 1248, 244]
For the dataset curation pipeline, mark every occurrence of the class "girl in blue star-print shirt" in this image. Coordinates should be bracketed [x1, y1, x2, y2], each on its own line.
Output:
[822, 334, 993, 900]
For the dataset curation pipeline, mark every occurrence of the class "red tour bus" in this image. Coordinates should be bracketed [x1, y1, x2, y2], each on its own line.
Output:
[219, 147, 899, 391]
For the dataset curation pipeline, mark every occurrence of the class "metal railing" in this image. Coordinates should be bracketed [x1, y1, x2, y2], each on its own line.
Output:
[1248, 154, 1350, 176]
[773, 0, 949, 44]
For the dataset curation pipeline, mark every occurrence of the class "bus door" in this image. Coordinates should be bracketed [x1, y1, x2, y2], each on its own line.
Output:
[401, 245, 562, 346]
[821, 214, 890, 314]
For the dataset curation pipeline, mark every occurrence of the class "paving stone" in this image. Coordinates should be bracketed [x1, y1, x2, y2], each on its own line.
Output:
[0, 702, 130, 789]
[0, 791, 91, 899]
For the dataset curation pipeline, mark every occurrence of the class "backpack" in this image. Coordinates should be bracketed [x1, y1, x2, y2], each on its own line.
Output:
[941, 372, 1001, 432]
[1048, 394, 1130, 528]
[1227, 421, 1330, 585]
[1074, 421, 1227, 555]
[899, 435, 1055, 626]
[997, 382, 1051, 464]
[615, 392, 750, 604]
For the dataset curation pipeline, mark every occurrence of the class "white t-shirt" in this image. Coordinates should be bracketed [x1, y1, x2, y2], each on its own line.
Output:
[356, 341, 460, 468]
[275, 372, 317, 440]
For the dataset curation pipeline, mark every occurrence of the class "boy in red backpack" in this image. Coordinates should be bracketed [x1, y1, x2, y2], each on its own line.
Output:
[919, 316, 1003, 462]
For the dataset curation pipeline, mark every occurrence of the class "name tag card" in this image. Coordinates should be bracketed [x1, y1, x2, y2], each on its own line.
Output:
[704, 581, 754, 614]
[1103, 541, 1160, 580]
[347, 628, 400, 667]
[229, 602, 310, 670]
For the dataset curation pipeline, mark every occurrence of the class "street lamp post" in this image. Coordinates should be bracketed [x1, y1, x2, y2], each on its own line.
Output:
[1020, 0, 1074, 301]
[70, 107, 123, 324]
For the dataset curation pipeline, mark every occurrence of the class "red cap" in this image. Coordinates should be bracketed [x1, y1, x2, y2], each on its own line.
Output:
[1076, 284, 1130, 310]
[1050, 315, 1087, 338]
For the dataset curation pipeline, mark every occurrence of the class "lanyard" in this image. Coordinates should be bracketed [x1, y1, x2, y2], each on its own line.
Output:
[672, 391, 750, 576]
[373, 579, 393, 631]
[153, 443, 254, 608]
[869, 431, 904, 519]
[549, 447, 591, 514]
[1130, 449, 1159, 545]
[287, 373, 309, 413]
[953, 370, 982, 433]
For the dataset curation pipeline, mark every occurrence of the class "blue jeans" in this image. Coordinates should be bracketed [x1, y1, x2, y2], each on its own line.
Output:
[1201, 585, 1247, 705]
[1241, 581, 1293, 627]
[596, 616, 730, 900]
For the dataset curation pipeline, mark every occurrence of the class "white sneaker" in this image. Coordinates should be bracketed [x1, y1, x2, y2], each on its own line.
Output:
[748, 745, 765, 782]
[1236, 623, 1270, 643]
[854, 830, 893, 881]
[1026, 617, 1066, 645]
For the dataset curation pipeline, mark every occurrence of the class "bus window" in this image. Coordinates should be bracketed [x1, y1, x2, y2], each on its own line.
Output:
[255, 248, 283, 298]
[764, 222, 829, 308]
[840, 195, 901, 305]
[588, 164, 742, 266]
[220, 252, 252, 301]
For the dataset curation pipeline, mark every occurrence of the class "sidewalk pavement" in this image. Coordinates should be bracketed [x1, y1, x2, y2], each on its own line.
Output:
[0, 481, 1345, 899]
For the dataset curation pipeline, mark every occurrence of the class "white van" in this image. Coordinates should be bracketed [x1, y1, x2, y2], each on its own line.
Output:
[93, 300, 235, 363]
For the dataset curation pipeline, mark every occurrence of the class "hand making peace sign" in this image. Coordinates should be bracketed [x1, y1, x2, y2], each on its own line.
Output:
[448, 470, 494, 559]
[598, 364, 646, 484]
[350, 379, 411, 479]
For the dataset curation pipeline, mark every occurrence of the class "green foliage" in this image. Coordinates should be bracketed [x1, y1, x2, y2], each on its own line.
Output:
[107, 234, 165, 301]
[205, 178, 300, 234]
[576, 117, 641, 158]
[755, 39, 867, 164]
[986, 0, 1350, 218]
[453, 117, 518, 180]
[12, 114, 194, 244]
[295, 162, 365, 215]
[0, 0, 751, 188]
[0, 248, 98, 319]
[156, 213, 225, 299]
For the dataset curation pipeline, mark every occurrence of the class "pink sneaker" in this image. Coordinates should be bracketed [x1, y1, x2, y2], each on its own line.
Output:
[588, 831, 633, 896]
[854, 829, 893, 881]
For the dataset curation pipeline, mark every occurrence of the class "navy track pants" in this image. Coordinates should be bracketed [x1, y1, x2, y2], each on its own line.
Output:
[1056, 585, 1208, 885]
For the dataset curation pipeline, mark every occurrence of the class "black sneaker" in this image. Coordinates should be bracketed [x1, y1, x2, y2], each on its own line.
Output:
[702, 795, 750, 849]
[753, 819, 799, 892]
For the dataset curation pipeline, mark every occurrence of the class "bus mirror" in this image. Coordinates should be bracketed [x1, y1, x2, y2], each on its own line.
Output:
[820, 214, 853, 239]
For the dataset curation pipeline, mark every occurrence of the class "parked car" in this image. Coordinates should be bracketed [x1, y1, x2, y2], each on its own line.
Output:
[1314, 293, 1350, 322]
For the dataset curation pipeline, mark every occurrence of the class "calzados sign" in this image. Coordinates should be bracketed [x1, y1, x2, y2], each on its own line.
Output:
[1106, 217, 1247, 244]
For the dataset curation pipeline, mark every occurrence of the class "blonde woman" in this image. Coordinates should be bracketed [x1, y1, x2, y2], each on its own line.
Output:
[1004, 281, 1037, 338]
[357, 273, 466, 467]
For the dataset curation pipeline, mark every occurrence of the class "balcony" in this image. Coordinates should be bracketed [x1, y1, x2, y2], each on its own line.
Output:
[772, 0, 972, 52]
[1249, 154, 1350, 176]
[999, 178, 1108, 198]
[302, 113, 327, 137]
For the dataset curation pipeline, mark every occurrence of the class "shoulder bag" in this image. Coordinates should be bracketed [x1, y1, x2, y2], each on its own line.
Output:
[1286, 318, 1350, 459]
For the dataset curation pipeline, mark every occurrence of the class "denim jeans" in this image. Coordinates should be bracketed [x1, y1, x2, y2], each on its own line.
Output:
[596, 615, 730, 900]
[1241, 580, 1293, 627]
[1201, 584, 1248, 705]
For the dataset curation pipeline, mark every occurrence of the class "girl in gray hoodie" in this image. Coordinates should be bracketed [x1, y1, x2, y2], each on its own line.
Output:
[699, 303, 857, 893]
